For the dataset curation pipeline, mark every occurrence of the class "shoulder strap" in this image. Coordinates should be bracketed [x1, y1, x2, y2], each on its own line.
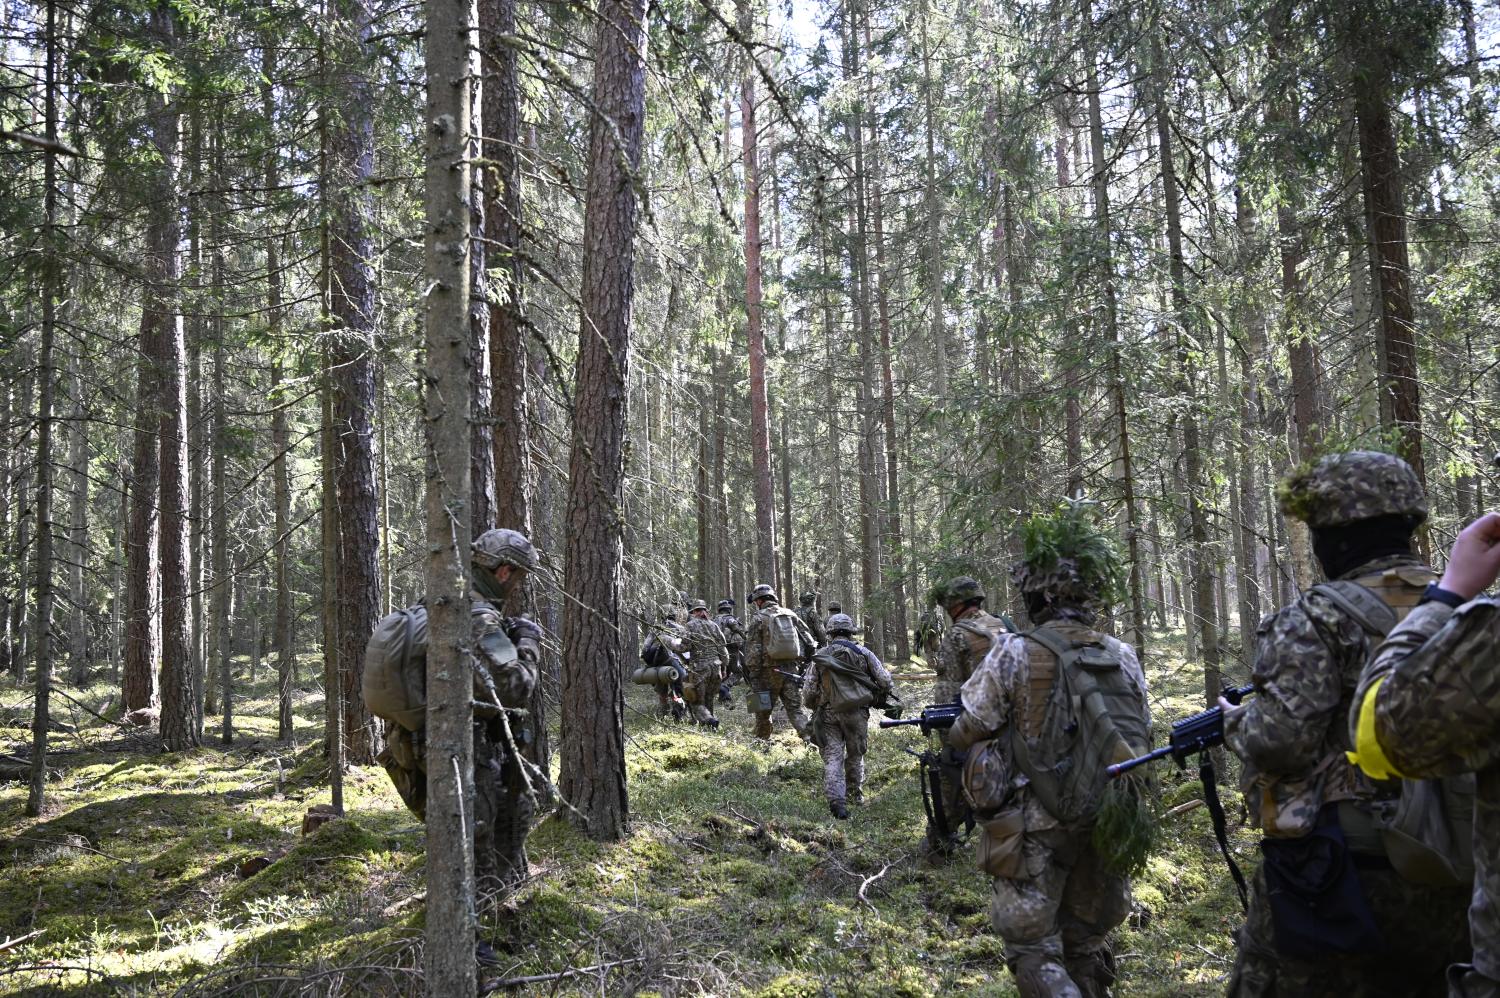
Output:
[1308, 580, 1398, 637]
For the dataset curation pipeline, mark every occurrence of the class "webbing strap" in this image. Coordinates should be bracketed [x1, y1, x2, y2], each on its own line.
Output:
[1200, 752, 1249, 911]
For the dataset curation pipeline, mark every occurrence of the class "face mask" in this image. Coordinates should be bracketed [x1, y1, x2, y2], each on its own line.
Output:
[473, 565, 508, 603]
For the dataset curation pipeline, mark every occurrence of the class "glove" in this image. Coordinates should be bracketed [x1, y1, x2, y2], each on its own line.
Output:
[505, 615, 544, 665]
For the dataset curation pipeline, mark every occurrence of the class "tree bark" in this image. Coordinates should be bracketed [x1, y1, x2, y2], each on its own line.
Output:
[423, 0, 479, 986]
[558, 0, 647, 843]
[328, 0, 382, 765]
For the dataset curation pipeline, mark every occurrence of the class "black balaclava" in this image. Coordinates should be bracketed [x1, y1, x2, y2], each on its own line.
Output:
[1309, 513, 1418, 580]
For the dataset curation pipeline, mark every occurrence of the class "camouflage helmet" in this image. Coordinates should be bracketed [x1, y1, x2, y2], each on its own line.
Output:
[943, 576, 985, 609]
[750, 583, 776, 603]
[1010, 503, 1123, 610]
[717, 599, 734, 612]
[472, 528, 538, 572]
[826, 613, 859, 634]
[687, 599, 709, 613]
[1011, 556, 1094, 605]
[800, 591, 817, 605]
[827, 602, 842, 614]
[1278, 450, 1427, 529]
[659, 603, 678, 621]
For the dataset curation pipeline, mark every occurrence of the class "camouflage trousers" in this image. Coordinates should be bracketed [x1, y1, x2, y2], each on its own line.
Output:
[990, 826, 1130, 998]
[473, 722, 536, 913]
[750, 662, 808, 740]
[813, 707, 869, 804]
[926, 734, 971, 854]
[1227, 858, 1470, 997]
[683, 663, 721, 725]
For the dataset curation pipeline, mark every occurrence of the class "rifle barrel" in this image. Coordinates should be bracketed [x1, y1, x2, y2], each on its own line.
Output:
[1106, 744, 1174, 778]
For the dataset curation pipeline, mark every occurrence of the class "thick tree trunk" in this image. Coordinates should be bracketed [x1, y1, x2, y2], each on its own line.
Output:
[423, 0, 479, 986]
[210, 123, 231, 745]
[329, 0, 382, 765]
[558, 0, 647, 843]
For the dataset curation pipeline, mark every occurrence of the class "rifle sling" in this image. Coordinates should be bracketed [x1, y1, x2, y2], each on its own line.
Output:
[1200, 751, 1249, 911]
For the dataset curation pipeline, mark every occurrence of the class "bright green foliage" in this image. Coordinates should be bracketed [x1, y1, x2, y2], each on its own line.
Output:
[1016, 501, 1125, 605]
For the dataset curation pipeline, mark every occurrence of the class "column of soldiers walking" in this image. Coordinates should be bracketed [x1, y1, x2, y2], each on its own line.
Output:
[363, 448, 1500, 996]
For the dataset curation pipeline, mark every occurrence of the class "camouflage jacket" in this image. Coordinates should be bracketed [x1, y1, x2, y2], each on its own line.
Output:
[683, 616, 728, 677]
[796, 606, 828, 648]
[745, 599, 815, 682]
[1223, 553, 1429, 835]
[935, 607, 1008, 705]
[716, 612, 746, 649]
[1353, 596, 1500, 980]
[951, 624, 1147, 831]
[471, 595, 540, 714]
[802, 638, 892, 712]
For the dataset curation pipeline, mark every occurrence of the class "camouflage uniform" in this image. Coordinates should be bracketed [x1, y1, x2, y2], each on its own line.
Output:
[796, 594, 828, 649]
[929, 577, 1009, 855]
[645, 616, 689, 720]
[716, 602, 746, 685]
[1223, 451, 1470, 997]
[744, 588, 813, 741]
[803, 616, 893, 815]
[915, 608, 944, 663]
[1353, 596, 1500, 996]
[683, 603, 727, 725]
[949, 617, 1147, 998]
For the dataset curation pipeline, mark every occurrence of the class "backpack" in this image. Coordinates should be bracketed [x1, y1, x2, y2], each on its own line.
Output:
[362, 602, 518, 733]
[953, 613, 1008, 677]
[1310, 570, 1476, 888]
[814, 639, 882, 710]
[1007, 625, 1151, 826]
[763, 606, 805, 661]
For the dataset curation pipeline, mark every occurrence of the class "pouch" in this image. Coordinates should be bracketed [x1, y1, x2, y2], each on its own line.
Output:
[1260, 806, 1383, 958]
[977, 808, 1026, 879]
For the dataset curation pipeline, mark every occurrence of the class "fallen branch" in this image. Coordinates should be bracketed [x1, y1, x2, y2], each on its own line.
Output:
[480, 956, 646, 992]
[1167, 799, 1204, 817]
[857, 860, 897, 909]
[0, 930, 43, 953]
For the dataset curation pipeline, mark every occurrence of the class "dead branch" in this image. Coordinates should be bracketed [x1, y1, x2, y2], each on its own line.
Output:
[479, 956, 647, 992]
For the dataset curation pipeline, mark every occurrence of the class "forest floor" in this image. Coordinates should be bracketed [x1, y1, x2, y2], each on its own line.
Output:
[0, 632, 1249, 996]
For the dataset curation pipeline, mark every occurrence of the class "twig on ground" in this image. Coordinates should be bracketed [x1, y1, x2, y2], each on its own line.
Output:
[857, 859, 897, 909]
[1192, 942, 1229, 964]
[480, 956, 647, 992]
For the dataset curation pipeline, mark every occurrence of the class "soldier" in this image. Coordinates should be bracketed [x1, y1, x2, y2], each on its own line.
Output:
[682, 599, 727, 727]
[744, 583, 814, 742]
[914, 603, 943, 664]
[716, 598, 746, 700]
[946, 509, 1148, 998]
[796, 591, 829, 649]
[369, 527, 544, 964]
[804, 613, 892, 820]
[927, 575, 1009, 856]
[1349, 509, 1500, 996]
[642, 605, 689, 721]
[1221, 451, 1470, 996]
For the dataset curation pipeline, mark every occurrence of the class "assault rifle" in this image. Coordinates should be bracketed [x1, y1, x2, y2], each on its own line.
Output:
[1107, 682, 1256, 911]
[879, 702, 961, 735]
[1105, 684, 1255, 777]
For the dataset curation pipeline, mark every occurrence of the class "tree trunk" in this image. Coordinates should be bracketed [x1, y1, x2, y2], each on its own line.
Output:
[27, 0, 59, 816]
[1083, 0, 1144, 649]
[264, 38, 295, 742]
[918, 0, 947, 399]
[423, 0, 479, 985]
[210, 122, 231, 745]
[328, 0, 382, 765]
[66, 348, 88, 685]
[1355, 78, 1425, 488]
[1150, 28, 1220, 702]
[740, 0, 776, 587]
[558, 0, 648, 843]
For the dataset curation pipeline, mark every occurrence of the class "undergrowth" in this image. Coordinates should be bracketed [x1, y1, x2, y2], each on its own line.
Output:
[0, 631, 1250, 995]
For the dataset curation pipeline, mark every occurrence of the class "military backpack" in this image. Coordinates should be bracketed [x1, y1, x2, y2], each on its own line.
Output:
[1006, 624, 1151, 826]
[813, 640, 882, 711]
[1311, 569, 1476, 888]
[363, 601, 518, 733]
[762, 606, 806, 661]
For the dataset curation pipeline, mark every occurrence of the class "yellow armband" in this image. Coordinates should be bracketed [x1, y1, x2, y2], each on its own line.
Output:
[1345, 677, 1409, 781]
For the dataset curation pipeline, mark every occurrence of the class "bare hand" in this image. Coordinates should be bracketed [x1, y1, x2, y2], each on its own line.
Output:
[1439, 512, 1500, 600]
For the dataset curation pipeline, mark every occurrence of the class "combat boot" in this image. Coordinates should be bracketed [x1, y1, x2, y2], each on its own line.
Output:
[830, 799, 849, 820]
[848, 786, 863, 806]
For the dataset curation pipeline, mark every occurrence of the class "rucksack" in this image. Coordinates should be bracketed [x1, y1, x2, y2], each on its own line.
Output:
[362, 602, 517, 733]
[1007, 625, 1151, 826]
[953, 613, 1008, 677]
[763, 606, 805, 661]
[1309, 570, 1476, 888]
[814, 639, 882, 710]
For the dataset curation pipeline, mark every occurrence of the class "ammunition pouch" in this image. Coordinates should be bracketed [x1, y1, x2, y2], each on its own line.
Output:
[977, 807, 1027, 879]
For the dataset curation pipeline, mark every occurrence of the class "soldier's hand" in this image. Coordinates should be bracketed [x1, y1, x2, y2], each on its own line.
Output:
[1439, 512, 1500, 600]
[505, 615, 544, 646]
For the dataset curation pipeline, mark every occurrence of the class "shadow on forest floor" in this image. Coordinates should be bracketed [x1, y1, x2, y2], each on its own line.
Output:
[0, 631, 1249, 995]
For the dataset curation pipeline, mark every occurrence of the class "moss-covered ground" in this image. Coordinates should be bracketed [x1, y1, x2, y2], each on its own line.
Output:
[0, 632, 1251, 995]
